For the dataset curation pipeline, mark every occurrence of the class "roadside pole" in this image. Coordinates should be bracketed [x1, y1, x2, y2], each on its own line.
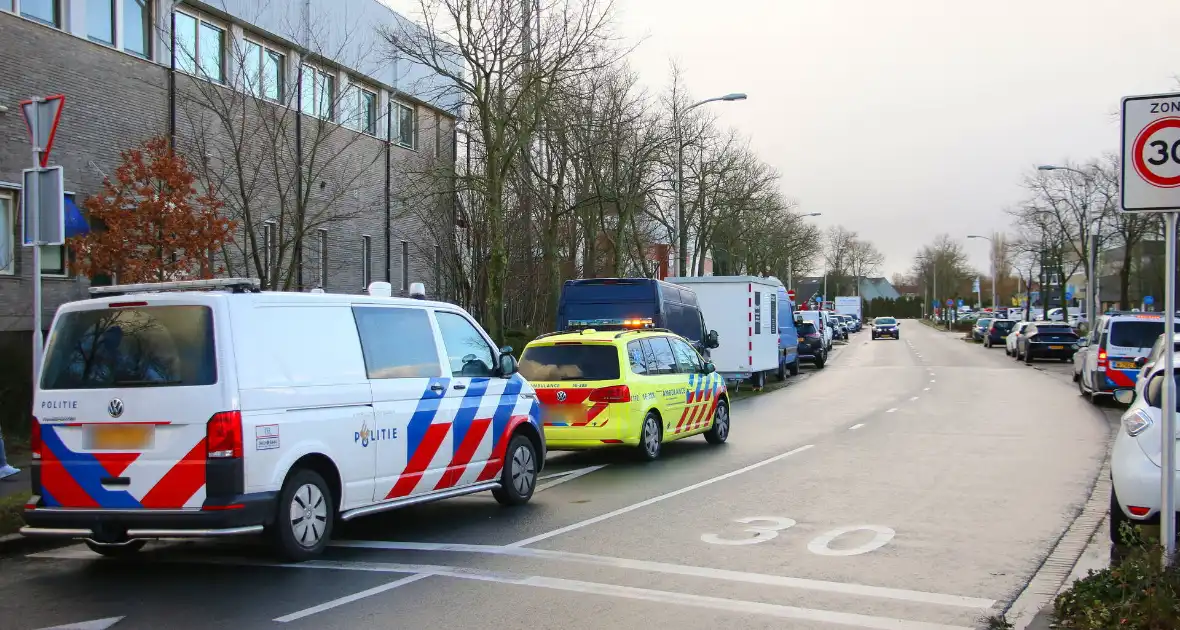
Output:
[19, 95, 66, 387]
[1120, 92, 1180, 564]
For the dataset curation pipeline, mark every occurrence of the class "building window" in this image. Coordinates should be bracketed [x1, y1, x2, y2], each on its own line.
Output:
[263, 220, 276, 286]
[41, 245, 66, 276]
[87, 0, 115, 44]
[300, 65, 335, 121]
[401, 240, 409, 290]
[318, 228, 328, 289]
[394, 102, 416, 149]
[21, 0, 59, 26]
[361, 235, 371, 288]
[123, 0, 152, 57]
[344, 84, 377, 135]
[0, 193, 13, 275]
[243, 40, 285, 102]
[175, 10, 225, 83]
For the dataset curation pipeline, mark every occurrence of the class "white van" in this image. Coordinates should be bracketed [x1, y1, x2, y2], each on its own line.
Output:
[22, 279, 544, 561]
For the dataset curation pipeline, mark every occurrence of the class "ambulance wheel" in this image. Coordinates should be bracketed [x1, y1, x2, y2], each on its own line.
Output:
[788, 360, 800, 376]
[273, 468, 334, 562]
[84, 539, 146, 557]
[493, 433, 537, 506]
[704, 400, 730, 445]
[637, 411, 663, 461]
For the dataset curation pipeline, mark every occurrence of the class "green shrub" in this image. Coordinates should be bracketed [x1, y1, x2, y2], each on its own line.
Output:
[1054, 541, 1180, 629]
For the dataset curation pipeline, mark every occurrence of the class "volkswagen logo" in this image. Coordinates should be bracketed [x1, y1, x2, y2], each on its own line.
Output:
[556, 391, 567, 402]
[107, 398, 124, 418]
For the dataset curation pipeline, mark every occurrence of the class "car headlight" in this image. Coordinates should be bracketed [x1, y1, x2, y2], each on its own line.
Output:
[1123, 408, 1153, 437]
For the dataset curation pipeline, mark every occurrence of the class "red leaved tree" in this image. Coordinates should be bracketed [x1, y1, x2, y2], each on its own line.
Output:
[70, 137, 235, 283]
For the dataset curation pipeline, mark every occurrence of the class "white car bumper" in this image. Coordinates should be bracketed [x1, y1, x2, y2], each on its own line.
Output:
[1111, 429, 1174, 521]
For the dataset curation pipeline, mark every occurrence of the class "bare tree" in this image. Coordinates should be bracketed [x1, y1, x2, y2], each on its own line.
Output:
[847, 239, 885, 295]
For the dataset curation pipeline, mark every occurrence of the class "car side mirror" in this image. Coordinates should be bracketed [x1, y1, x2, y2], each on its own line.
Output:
[498, 347, 518, 377]
[706, 330, 719, 349]
[703, 362, 716, 374]
[1113, 389, 1136, 405]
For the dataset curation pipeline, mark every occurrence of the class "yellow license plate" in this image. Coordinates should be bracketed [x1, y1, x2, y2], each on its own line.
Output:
[1048, 345, 1064, 350]
[87, 424, 154, 450]
[544, 407, 584, 426]
[797, 337, 805, 342]
[1114, 361, 1137, 369]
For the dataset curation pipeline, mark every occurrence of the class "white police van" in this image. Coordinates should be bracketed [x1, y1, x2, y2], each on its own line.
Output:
[22, 279, 544, 561]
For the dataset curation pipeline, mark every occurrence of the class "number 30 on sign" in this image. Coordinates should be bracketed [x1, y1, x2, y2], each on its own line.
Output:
[1122, 93, 1180, 212]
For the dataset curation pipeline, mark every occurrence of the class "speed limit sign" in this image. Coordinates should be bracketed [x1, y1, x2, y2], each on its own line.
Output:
[1122, 92, 1180, 211]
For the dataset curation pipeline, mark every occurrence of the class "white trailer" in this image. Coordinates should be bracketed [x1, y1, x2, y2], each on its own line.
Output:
[834, 296, 861, 321]
[668, 276, 783, 387]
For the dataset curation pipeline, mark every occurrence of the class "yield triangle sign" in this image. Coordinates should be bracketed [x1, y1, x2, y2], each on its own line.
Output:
[20, 94, 65, 167]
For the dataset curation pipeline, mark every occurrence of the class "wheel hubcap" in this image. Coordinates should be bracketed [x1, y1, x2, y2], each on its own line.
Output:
[645, 417, 660, 455]
[511, 445, 535, 495]
[289, 483, 328, 547]
[715, 405, 729, 440]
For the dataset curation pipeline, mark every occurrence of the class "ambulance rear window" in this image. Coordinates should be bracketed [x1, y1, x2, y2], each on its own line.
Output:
[41, 305, 217, 389]
[519, 344, 620, 382]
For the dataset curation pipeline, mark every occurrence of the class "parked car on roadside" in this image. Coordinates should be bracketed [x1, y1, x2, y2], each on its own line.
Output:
[796, 311, 833, 351]
[984, 319, 1016, 348]
[1109, 366, 1180, 543]
[971, 318, 993, 342]
[1006, 321, 1031, 356]
[795, 321, 827, 368]
[1016, 322, 1079, 363]
[1075, 312, 1180, 403]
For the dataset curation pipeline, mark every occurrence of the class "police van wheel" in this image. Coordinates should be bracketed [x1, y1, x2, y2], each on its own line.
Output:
[704, 401, 730, 445]
[638, 412, 663, 461]
[776, 361, 787, 382]
[493, 433, 537, 506]
[273, 469, 334, 562]
[84, 539, 146, 557]
[788, 360, 800, 376]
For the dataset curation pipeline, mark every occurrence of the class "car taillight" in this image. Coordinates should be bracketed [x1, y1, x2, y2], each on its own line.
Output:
[805, 332, 821, 339]
[30, 416, 41, 460]
[207, 411, 243, 459]
[589, 385, 631, 403]
[1097, 348, 1108, 368]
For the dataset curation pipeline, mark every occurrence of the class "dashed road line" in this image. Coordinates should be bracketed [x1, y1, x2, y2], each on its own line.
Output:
[885, 408, 897, 413]
[535, 465, 608, 492]
[923, 387, 931, 391]
[909, 396, 919, 401]
[849, 423, 865, 431]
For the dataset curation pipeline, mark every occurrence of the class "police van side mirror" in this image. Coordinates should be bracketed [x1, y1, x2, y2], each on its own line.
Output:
[706, 330, 719, 349]
[498, 347, 518, 377]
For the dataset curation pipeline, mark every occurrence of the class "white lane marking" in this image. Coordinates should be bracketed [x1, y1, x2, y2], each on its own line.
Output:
[909, 396, 919, 402]
[535, 464, 608, 492]
[274, 573, 431, 622]
[849, 423, 865, 431]
[276, 559, 977, 629]
[885, 408, 897, 413]
[36, 618, 124, 630]
[330, 540, 995, 609]
[506, 444, 815, 548]
[930, 380, 936, 383]
[808, 525, 897, 557]
[924, 387, 931, 391]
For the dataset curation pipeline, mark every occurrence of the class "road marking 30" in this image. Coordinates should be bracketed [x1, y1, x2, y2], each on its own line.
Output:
[700, 516, 796, 545]
[808, 525, 896, 557]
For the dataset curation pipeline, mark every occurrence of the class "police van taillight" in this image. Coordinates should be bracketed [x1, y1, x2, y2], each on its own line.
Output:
[207, 411, 243, 459]
[30, 417, 41, 460]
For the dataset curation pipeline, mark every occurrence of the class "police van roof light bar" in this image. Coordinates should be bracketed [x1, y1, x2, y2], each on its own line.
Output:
[89, 278, 262, 297]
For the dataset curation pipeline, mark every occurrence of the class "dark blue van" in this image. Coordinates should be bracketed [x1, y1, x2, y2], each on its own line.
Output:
[557, 278, 719, 356]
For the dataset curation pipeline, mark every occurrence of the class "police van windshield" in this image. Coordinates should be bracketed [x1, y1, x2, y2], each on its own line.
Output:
[41, 305, 217, 389]
[519, 344, 621, 381]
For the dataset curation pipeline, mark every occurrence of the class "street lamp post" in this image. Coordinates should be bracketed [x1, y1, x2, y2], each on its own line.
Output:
[788, 212, 822, 292]
[967, 234, 997, 313]
[675, 93, 747, 277]
[1039, 164, 1097, 327]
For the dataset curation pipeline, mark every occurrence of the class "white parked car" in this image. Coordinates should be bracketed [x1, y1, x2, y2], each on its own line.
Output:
[1111, 366, 1180, 543]
[22, 279, 544, 561]
[1005, 321, 1031, 356]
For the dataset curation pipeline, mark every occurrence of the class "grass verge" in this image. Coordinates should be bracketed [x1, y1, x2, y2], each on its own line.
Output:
[0, 490, 30, 537]
[1053, 528, 1180, 629]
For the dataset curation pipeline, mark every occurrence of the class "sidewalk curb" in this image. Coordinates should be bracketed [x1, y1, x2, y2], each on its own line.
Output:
[1004, 442, 1113, 630]
[0, 531, 75, 557]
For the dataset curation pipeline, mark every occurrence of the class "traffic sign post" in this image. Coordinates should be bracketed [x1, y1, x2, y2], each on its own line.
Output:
[19, 95, 65, 391]
[1122, 92, 1180, 565]
[786, 289, 796, 303]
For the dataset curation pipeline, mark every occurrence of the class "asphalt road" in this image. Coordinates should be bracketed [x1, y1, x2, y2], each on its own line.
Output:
[0, 321, 1113, 630]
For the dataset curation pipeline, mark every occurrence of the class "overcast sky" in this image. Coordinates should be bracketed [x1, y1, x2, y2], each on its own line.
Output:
[382, 0, 1180, 278]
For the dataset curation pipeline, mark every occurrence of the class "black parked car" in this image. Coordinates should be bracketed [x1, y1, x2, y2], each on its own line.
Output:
[1018, 323, 1080, 363]
[984, 319, 1016, 348]
[796, 321, 827, 369]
